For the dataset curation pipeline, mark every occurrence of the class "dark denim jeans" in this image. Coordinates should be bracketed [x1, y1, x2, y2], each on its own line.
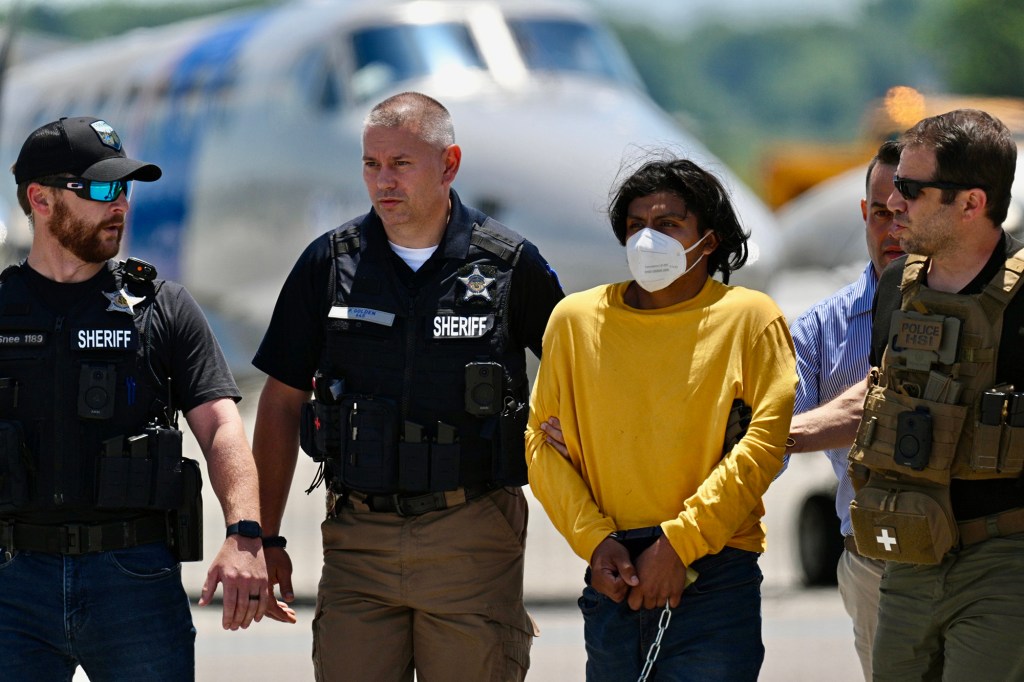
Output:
[0, 542, 196, 681]
[579, 546, 764, 682]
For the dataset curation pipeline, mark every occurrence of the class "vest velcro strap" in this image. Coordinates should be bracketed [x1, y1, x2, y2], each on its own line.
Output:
[1, 514, 168, 554]
[958, 506, 1024, 547]
[960, 347, 996, 363]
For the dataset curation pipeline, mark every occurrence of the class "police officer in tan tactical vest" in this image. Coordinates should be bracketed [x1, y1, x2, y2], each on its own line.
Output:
[798, 108, 1024, 680]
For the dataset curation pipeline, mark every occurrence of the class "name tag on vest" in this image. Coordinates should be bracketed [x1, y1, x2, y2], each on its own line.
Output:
[329, 306, 395, 327]
[73, 328, 137, 350]
[432, 315, 493, 339]
[0, 330, 46, 347]
[892, 311, 944, 352]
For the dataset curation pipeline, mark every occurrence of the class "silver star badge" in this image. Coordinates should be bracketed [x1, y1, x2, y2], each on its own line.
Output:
[458, 266, 495, 301]
[104, 288, 146, 315]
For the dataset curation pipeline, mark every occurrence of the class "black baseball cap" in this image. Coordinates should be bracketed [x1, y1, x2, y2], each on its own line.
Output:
[13, 116, 161, 184]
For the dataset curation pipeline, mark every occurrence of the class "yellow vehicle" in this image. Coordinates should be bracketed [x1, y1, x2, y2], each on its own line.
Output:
[762, 87, 1024, 209]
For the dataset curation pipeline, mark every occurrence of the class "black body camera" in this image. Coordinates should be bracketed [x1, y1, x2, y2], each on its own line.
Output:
[123, 257, 157, 283]
[894, 406, 932, 470]
[464, 362, 504, 416]
[78, 363, 116, 420]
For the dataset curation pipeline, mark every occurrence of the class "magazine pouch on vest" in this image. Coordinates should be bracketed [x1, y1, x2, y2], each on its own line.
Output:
[169, 457, 203, 562]
[96, 425, 185, 510]
[849, 473, 957, 564]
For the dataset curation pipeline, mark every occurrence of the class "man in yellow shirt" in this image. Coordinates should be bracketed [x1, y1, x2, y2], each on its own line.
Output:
[526, 157, 796, 681]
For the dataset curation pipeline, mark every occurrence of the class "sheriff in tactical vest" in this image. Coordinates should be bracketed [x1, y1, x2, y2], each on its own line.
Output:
[0, 259, 187, 516]
[300, 203, 531, 496]
[849, 253, 1024, 563]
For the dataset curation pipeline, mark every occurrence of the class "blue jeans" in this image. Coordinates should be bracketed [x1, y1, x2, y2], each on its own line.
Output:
[579, 546, 764, 682]
[0, 542, 196, 681]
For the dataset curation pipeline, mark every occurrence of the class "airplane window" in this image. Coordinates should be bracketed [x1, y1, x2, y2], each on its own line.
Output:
[294, 47, 343, 112]
[350, 23, 484, 99]
[507, 18, 642, 87]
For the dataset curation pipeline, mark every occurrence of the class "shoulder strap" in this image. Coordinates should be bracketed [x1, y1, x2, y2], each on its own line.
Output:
[899, 255, 928, 299]
[978, 251, 1024, 322]
[469, 218, 525, 266]
[329, 225, 362, 304]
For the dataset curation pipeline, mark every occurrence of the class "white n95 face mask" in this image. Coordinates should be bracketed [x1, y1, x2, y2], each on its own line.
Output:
[625, 227, 710, 292]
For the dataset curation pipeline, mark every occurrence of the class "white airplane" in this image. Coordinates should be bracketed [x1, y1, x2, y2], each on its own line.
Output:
[0, 0, 782, 370]
[0, 0, 795, 601]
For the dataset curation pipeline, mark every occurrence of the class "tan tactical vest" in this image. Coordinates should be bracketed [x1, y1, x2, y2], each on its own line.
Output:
[851, 252, 1024, 485]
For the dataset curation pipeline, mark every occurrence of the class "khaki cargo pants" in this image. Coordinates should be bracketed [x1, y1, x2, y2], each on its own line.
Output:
[313, 487, 535, 681]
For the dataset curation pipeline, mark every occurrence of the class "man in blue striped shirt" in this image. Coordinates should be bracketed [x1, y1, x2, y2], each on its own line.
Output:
[786, 140, 902, 681]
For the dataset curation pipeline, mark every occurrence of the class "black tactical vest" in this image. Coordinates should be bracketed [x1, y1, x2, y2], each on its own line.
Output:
[0, 261, 170, 511]
[315, 211, 529, 491]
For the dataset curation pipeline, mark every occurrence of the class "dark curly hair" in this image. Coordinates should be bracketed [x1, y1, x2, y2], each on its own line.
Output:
[609, 157, 750, 283]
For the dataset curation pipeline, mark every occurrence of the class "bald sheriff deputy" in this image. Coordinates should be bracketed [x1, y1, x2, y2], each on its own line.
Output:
[251, 91, 564, 680]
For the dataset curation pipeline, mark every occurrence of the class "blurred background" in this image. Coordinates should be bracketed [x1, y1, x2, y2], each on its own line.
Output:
[1, 1, 1021, 678]
[2, 0, 1021, 198]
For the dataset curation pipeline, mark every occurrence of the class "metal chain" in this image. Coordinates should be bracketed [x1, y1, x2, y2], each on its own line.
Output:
[637, 600, 672, 682]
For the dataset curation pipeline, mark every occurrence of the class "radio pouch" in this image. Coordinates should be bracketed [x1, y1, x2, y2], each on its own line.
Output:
[849, 475, 957, 565]
[170, 457, 203, 562]
[493, 398, 529, 486]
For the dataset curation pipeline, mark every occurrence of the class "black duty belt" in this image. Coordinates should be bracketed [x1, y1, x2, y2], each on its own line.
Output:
[0, 515, 169, 555]
[349, 483, 496, 517]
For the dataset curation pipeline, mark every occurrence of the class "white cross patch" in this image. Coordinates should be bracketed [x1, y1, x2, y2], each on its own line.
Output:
[875, 527, 898, 552]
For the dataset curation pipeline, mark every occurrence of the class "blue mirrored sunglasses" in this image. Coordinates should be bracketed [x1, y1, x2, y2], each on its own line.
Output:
[35, 177, 132, 203]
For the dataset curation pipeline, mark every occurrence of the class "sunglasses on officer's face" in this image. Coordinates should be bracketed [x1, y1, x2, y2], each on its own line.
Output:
[34, 176, 133, 203]
[893, 174, 981, 201]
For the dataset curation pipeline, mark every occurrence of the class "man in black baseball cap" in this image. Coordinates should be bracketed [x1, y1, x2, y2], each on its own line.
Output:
[12, 116, 163, 265]
[13, 115, 162, 184]
[0, 116, 291, 680]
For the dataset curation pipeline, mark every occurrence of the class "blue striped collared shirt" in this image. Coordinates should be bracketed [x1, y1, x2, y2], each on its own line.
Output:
[790, 262, 877, 536]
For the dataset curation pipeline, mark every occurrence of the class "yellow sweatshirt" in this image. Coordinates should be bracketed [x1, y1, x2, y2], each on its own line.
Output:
[526, 278, 796, 568]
